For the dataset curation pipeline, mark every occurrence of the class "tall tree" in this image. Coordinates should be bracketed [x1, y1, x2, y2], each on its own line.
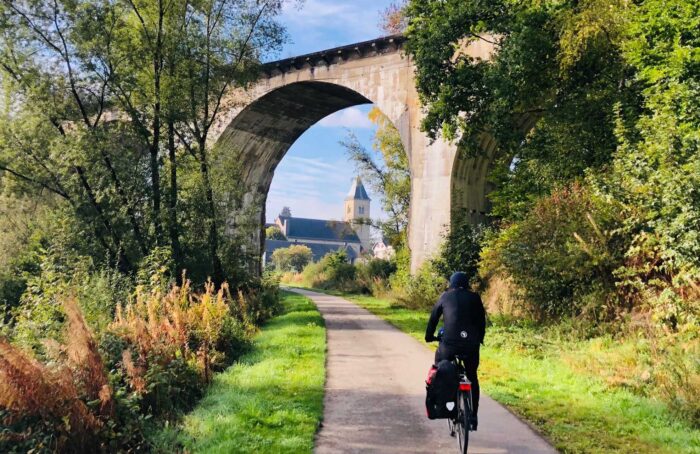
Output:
[0, 0, 289, 283]
[341, 107, 410, 247]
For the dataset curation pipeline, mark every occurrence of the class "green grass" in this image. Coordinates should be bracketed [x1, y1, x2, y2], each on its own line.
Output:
[337, 292, 700, 454]
[156, 291, 326, 453]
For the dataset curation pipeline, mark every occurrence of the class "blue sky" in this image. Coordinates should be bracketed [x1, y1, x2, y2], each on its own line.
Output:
[264, 0, 398, 222]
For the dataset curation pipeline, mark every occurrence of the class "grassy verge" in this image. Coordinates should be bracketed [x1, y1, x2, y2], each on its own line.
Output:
[155, 291, 325, 453]
[329, 292, 699, 454]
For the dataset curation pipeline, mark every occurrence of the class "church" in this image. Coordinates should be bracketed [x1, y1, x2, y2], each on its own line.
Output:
[263, 177, 372, 267]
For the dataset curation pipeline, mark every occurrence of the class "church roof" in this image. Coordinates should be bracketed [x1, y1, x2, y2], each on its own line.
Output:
[345, 176, 370, 201]
[285, 217, 361, 243]
[264, 240, 358, 262]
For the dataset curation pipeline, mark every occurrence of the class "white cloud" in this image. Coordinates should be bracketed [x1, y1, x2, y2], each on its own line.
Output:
[281, 0, 379, 38]
[283, 156, 339, 172]
[317, 107, 373, 129]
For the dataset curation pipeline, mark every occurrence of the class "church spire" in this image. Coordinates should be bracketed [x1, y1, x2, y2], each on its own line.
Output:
[344, 176, 371, 252]
[346, 176, 371, 201]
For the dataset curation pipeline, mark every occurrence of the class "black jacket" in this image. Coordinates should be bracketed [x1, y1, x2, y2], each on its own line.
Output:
[425, 288, 486, 349]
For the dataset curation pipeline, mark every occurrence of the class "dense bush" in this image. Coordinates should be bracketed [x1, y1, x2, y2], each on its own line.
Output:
[355, 259, 397, 296]
[297, 250, 359, 292]
[0, 299, 134, 452]
[392, 261, 446, 310]
[265, 226, 286, 241]
[432, 214, 486, 285]
[480, 183, 627, 321]
[271, 244, 313, 273]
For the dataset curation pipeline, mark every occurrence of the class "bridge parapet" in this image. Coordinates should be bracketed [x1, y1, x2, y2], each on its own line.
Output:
[262, 35, 407, 77]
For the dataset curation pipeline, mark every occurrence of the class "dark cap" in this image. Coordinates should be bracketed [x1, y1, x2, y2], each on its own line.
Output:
[449, 272, 469, 289]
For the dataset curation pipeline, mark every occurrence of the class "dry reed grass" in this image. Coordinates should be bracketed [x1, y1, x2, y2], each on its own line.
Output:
[0, 298, 112, 450]
[112, 278, 236, 387]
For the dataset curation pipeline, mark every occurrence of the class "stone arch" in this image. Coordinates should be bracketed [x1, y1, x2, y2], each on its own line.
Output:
[213, 80, 412, 273]
[209, 36, 495, 274]
[451, 134, 498, 225]
[450, 112, 541, 226]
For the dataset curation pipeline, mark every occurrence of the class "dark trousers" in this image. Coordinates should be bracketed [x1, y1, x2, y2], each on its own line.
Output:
[435, 343, 480, 417]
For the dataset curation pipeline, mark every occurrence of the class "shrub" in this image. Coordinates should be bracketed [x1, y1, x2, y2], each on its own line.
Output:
[653, 333, 700, 426]
[238, 271, 282, 325]
[265, 226, 286, 240]
[355, 259, 396, 296]
[300, 250, 360, 292]
[271, 244, 313, 273]
[0, 273, 266, 452]
[433, 214, 487, 285]
[392, 261, 447, 310]
[109, 277, 250, 411]
[480, 183, 627, 321]
[0, 299, 115, 452]
[10, 253, 131, 356]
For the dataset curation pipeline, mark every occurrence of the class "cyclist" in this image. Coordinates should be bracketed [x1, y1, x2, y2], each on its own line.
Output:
[425, 271, 486, 430]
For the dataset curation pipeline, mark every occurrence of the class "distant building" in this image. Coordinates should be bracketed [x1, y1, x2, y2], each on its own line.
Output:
[344, 176, 372, 251]
[263, 177, 372, 268]
[372, 238, 396, 260]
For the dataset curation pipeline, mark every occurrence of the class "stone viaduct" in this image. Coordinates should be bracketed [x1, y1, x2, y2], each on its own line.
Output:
[209, 35, 497, 273]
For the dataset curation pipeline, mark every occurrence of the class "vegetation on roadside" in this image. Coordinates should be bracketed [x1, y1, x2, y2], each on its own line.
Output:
[0, 272, 281, 452]
[272, 244, 313, 273]
[0, 2, 291, 450]
[156, 291, 325, 453]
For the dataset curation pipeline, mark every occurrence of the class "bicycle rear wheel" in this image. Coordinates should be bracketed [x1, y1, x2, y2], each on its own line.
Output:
[457, 391, 469, 454]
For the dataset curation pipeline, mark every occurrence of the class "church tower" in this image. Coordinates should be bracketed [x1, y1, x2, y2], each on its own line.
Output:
[344, 176, 371, 252]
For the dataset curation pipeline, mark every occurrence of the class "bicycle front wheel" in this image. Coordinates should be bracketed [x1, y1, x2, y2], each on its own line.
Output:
[457, 391, 469, 454]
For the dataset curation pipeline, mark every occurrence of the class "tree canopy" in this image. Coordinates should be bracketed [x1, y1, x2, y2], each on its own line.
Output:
[0, 0, 288, 286]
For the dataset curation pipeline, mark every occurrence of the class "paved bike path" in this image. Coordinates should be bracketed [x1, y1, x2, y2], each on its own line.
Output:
[289, 288, 557, 454]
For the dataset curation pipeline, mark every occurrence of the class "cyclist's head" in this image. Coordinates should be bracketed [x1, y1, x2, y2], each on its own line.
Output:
[448, 272, 469, 289]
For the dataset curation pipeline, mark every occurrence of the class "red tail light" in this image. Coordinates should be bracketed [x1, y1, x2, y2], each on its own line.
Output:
[426, 366, 437, 385]
[459, 383, 471, 391]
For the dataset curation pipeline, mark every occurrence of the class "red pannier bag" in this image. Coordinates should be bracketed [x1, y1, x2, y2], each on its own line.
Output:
[425, 359, 459, 419]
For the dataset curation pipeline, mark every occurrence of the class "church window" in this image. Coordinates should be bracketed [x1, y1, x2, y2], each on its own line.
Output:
[359, 206, 364, 215]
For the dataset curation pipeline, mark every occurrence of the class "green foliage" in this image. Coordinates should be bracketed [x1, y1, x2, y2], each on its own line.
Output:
[0, 0, 288, 284]
[356, 258, 396, 282]
[405, 1, 636, 204]
[392, 261, 446, 310]
[354, 258, 397, 296]
[405, 0, 699, 331]
[271, 244, 313, 272]
[1, 265, 281, 451]
[433, 213, 486, 285]
[0, 191, 48, 319]
[592, 0, 700, 333]
[481, 183, 627, 320]
[298, 250, 358, 292]
[240, 271, 283, 326]
[10, 252, 130, 356]
[265, 225, 287, 240]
